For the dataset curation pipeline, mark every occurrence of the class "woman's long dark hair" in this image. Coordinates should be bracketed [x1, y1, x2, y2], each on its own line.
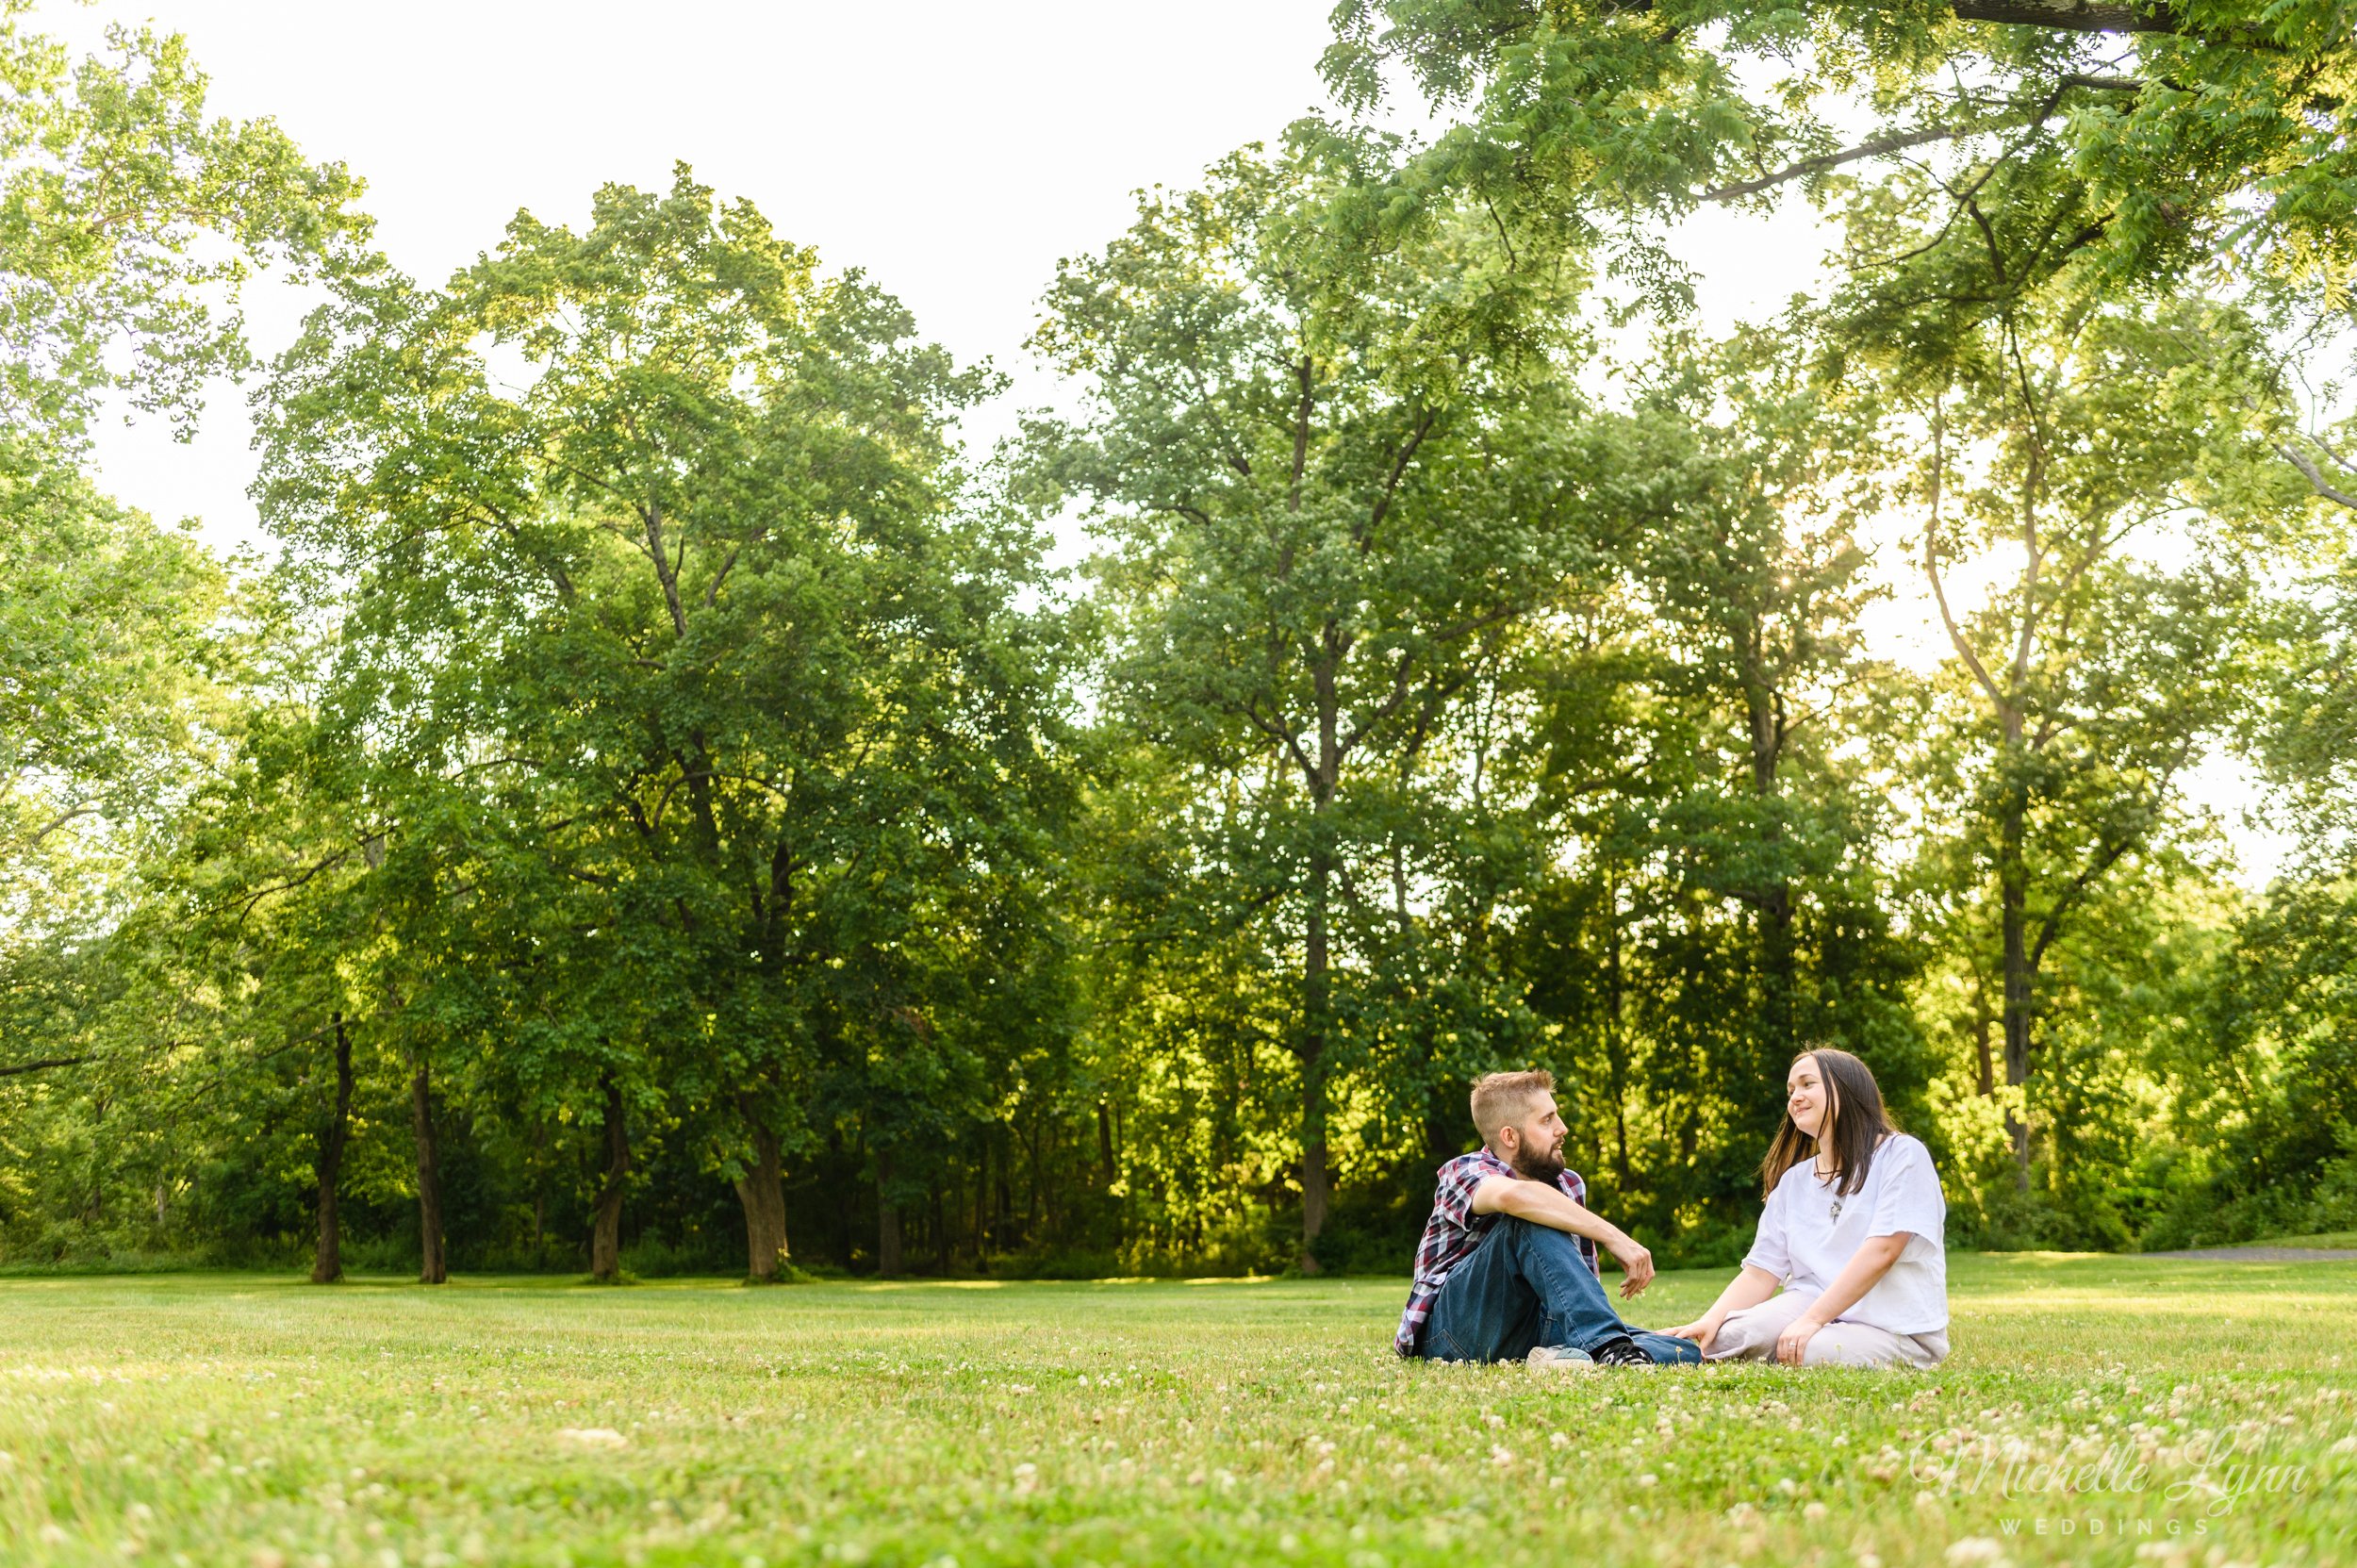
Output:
[1759, 1048, 1896, 1198]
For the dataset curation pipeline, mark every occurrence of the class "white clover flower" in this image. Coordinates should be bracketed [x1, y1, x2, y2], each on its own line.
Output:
[555, 1428, 630, 1450]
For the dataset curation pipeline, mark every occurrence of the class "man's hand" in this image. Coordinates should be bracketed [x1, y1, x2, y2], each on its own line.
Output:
[1473, 1174, 1656, 1297]
[1664, 1314, 1721, 1352]
[1605, 1234, 1654, 1297]
[1774, 1312, 1826, 1365]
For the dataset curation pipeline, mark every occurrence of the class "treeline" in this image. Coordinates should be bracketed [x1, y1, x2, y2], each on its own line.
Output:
[5, 1, 2355, 1280]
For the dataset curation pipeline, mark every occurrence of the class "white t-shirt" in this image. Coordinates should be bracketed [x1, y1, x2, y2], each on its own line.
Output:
[1743, 1132, 1948, 1335]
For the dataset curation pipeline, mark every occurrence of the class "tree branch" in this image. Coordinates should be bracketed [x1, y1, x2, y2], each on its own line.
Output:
[1705, 75, 2146, 203]
[1923, 405, 2010, 717]
[1949, 0, 2183, 32]
[2280, 440, 2357, 511]
[1606, 0, 2253, 41]
[1362, 411, 1437, 547]
[0, 1055, 92, 1079]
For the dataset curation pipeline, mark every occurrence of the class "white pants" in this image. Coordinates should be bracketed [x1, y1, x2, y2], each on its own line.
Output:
[1705, 1288, 1948, 1369]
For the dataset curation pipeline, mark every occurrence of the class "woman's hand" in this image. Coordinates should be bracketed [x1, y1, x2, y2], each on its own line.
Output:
[1774, 1313, 1826, 1365]
[1664, 1315, 1721, 1352]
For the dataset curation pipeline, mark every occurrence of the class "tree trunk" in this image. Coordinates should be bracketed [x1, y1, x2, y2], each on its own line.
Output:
[531, 1118, 549, 1255]
[1294, 631, 1343, 1275]
[973, 1140, 990, 1267]
[1972, 982, 1996, 1098]
[1024, 1122, 1041, 1233]
[1745, 677, 1800, 1063]
[876, 1151, 903, 1276]
[1760, 884, 1798, 1058]
[590, 1076, 630, 1282]
[1999, 792, 2034, 1192]
[310, 1015, 354, 1285]
[733, 1109, 791, 1282]
[412, 1055, 447, 1284]
[1605, 869, 1632, 1195]
[1297, 858, 1332, 1273]
[85, 1094, 107, 1224]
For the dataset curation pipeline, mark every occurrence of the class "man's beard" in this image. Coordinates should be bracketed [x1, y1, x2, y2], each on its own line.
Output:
[1508, 1141, 1566, 1183]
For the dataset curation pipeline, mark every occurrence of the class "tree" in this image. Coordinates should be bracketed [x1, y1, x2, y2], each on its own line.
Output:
[1032, 141, 1608, 1267]
[2, 453, 231, 1015]
[1609, 330, 1890, 1057]
[256, 167, 1071, 1282]
[1493, 328, 1926, 1246]
[1879, 295, 2299, 1184]
[2, 0, 362, 1087]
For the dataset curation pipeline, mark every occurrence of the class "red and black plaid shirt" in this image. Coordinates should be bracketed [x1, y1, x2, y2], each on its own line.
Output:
[1394, 1148, 1599, 1357]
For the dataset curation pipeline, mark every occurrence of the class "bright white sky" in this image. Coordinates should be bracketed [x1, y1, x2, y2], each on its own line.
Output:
[43, 0, 2286, 881]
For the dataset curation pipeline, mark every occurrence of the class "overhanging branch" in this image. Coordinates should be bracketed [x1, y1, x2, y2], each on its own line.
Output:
[1705, 75, 2146, 202]
[1950, 0, 2178, 29]
[0, 1055, 92, 1079]
[1601, 0, 2230, 37]
[1707, 124, 1991, 202]
[2281, 440, 2357, 511]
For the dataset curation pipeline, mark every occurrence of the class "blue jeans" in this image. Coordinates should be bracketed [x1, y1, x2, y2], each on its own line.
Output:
[1420, 1217, 1700, 1365]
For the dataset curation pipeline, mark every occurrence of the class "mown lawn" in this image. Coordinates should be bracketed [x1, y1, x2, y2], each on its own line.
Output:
[1, 1254, 2352, 1566]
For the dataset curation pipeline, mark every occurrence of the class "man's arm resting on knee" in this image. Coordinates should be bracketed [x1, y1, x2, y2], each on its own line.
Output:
[1471, 1176, 1654, 1296]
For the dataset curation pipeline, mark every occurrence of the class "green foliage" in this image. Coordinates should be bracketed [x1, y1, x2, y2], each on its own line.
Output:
[7, 0, 2357, 1285]
[0, 0, 366, 445]
[1324, 0, 2357, 305]
[1030, 141, 1608, 1267]
[242, 165, 1082, 1280]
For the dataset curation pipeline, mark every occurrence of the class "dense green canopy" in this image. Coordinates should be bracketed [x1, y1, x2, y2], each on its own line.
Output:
[2, 1, 2351, 1279]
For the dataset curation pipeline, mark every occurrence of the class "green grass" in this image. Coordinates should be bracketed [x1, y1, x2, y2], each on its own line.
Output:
[2, 1255, 2353, 1567]
[2218, 1233, 2357, 1252]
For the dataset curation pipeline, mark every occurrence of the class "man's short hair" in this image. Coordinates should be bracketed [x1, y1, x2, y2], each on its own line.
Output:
[1470, 1069, 1556, 1147]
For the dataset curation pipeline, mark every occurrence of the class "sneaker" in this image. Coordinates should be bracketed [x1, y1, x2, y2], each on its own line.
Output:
[1525, 1345, 1598, 1375]
[1590, 1335, 1657, 1368]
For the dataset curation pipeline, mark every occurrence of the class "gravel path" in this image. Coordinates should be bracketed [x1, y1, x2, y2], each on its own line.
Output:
[2143, 1246, 2357, 1262]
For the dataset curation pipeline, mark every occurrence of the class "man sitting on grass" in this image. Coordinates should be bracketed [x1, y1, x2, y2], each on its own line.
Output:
[1395, 1070, 1700, 1370]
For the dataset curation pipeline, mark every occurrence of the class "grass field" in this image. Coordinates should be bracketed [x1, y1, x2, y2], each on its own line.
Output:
[2, 1255, 2352, 1567]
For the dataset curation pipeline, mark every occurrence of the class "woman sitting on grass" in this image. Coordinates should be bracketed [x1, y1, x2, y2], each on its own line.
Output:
[1668, 1048, 1950, 1369]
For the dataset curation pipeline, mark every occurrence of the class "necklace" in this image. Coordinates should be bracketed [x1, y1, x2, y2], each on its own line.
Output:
[1829, 1196, 1844, 1221]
